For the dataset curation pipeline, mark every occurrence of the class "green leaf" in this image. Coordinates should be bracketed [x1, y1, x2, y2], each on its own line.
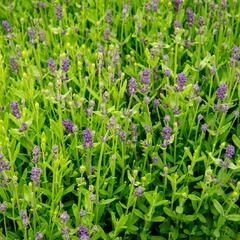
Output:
[213, 199, 224, 215]
[218, 121, 232, 135]
[232, 134, 240, 149]
[133, 209, 144, 219]
[188, 194, 201, 201]
[100, 198, 117, 205]
[151, 216, 165, 222]
[163, 207, 176, 219]
[180, 214, 197, 221]
[155, 200, 170, 206]
[226, 214, 240, 221]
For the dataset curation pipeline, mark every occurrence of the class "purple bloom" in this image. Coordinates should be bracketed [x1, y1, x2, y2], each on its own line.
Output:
[52, 145, 59, 159]
[61, 227, 70, 240]
[104, 27, 110, 40]
[174, 0, 182, 12]
[201, 123, 208, 132]
[83, 128, 93, 148]
[78, 224, 89, 240]
[30, 167, 42, 186]
[38, 30, 46, 42]
[134, 186, 144, 197]
[32, 146, 40, 164]
[174, 20, 181, 29]
[10, 101, 21, 119]
[186, 8, 195, 27]
[198, 16, 204, 27]
[165, 68, 171, 77]
[61, 57, 70, 72]
[18, 122, 28, 132]
[55, 5, 63, 21]
[119, 131, 127, 141]
[10, 57, 18, 72]
[2, 20, 12, 33]
[225, 145, 235, 159]
[60, 211, 70, 223]
[28, 28, 36, 44]
[144, 96, 150, 105]
[220, 103, 229, 112]
[35, 232, 43, 240]
[162, 126, 172, 141]
[122, 4, 129, 16]
[198, 114, 203, 121]
[211, 66, 216, 75]
[216, 83, 227, 100]
[20, 210, 29, 227]
[48, 58, 57, 73]
[177, 72, 187, 88]
[154, 98, 160, 108]
[164, 115, 171, 122]
[0, 203, 7, 213]
[106, 9, 112, 24]
[141, 68, 151, 85]
[62, 119, 77, 133]
[79, 209, 86, 217]
[128, 77, 137, 96]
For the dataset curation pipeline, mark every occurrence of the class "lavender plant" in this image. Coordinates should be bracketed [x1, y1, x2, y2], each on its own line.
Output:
[0, 0, 239, 239]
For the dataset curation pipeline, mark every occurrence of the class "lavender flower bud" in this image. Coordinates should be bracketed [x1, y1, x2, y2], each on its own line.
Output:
[48, 58, 56, 73]
[78, 224, 89, 240]
[134, 186, 144, 197]
[186, 7, 195, 27]
[55, 5, 63, 21]
[2, 20, 12, 33]
[59, 211, 70, 223]
[216, 83, 227, 100]
[225, 145, 235, 159]
[30, 167, 42, 186]
[35, 232, 43, 240]
[61, 57, 70, 72]
[162, 126, 172, 141]
[177, 72, 187, 88]
[128, 77, 137, 96]
[18, 122, 28, 132]
[10, 101, 21, 119]
[83, 128, 93, 148]
[10, 57, 18, 72]
[201, 123, 208, 132]
[20, 210, 29, 227]
[141, 68, 151, 85]
[0, 203, 7, 213]
[106, 9, 112, 24]
[62, 119, 77, 133]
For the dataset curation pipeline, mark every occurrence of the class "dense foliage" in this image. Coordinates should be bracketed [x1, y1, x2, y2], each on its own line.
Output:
[0, 0, 240, 239]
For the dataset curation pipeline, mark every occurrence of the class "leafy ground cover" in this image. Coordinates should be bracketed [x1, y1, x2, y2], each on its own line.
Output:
[0, 0, 240, 239]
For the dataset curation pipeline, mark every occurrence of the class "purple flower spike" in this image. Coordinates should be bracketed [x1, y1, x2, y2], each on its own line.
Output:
[78, 224, 89, 240]
[83, 128, 93, 148]
[141, 68, 151, 85]
[216, 83, 227, 100]
[20, 210, 29, 227]
[56, 5, 63, 21]
[48, 58, 56, 72]
[62, 119, 77, 133]
[10, 101, 21, 119]
[225, 145, 235, 159]
[30, 167, 42, 186]
[61, 57, 70, 72]
[162, 126, 172, 141]
[60, 211, 70, 223]
[2, 20, 12, 33]
[177, 72, 187, 88]
[134, 186, 144, 197]
[35, 231, 43, 240]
